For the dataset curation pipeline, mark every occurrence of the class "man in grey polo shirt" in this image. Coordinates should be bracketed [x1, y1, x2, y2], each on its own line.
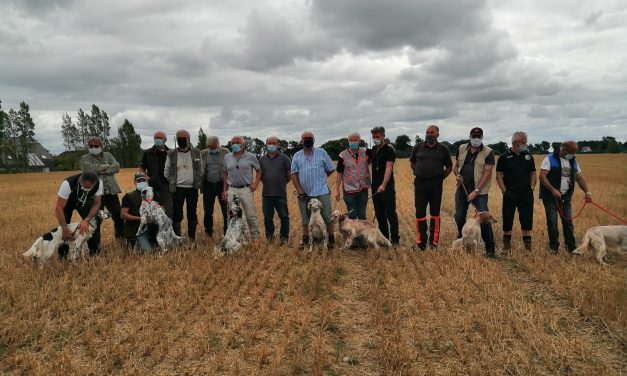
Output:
[221, 135, 261, 242]
[254, 136, 291, 245]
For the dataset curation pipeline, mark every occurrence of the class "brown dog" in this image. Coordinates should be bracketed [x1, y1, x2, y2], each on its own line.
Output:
[451, 212, 497, 253]
[331, 210, 392, 249]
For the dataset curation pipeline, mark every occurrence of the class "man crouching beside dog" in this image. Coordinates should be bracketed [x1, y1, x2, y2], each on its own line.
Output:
[120, 172, 160, 251]
[55, 171, 104, 258]
[291, 131, 337, 250]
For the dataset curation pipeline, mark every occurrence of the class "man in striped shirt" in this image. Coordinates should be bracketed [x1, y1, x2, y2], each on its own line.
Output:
[291, 131, 336, 250]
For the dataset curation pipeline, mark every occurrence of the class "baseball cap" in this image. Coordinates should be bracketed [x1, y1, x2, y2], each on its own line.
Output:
[469, 127, 483, 137]
[134, 172, 148, 181]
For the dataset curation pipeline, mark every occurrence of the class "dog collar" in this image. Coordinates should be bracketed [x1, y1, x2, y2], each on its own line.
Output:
[144, 198, 153, 203]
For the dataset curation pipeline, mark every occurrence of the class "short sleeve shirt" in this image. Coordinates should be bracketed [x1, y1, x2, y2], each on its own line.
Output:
[58, 179, 104, 199]
[291, 147, 335, 196]
[496, 149, 536, 192]
[223, 151, 260, 186]
[540, 156, 581, 194]
[259, 153, 292, 197]
[370, 143, 396, 188]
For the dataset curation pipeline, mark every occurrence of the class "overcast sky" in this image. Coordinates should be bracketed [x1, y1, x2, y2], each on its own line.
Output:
[2, 0, 626, 154]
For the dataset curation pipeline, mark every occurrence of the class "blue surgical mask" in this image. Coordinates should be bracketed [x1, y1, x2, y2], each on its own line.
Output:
[372, 138, 382, 146]
[266, 145, 278, 153]
[470, 138, 482, 148]
[231, 144, 241, 153]
[349, 142, 359, 150]
[154, 139, 164, 147]
[564, 153, 575, 160]
[136, 182, 148, 191]
[519, 145, 528, 153]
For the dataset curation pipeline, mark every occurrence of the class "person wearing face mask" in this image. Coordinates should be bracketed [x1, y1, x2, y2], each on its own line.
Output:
[200, 136, 230, 238]
[369, 126, 400, 246]
[335, 132, 371, 221]
[409, 125, 453, 251]
[221, 135, 262, 243]
[80, 136, 124, 238]
[140, 131, 172, 218]
[539, 141, 592, 254]
[120, 172, 160, 251]
[55, 172, 104, 258]
[164, 130, 203, 242]
[453, 127, 497, 258]
[291, 131, 337, 250]
[255, 136, 292, 245]
[496, 132, 537, 253]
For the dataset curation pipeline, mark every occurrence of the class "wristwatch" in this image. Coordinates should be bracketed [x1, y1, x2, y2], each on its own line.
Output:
[585, 192, 592, 196]
[474, 189, 480, 193]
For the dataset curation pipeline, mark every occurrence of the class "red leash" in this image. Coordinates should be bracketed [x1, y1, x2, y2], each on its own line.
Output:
[555, 198, 627, 224]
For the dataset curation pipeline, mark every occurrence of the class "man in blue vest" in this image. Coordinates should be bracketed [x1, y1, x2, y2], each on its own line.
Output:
[539, 141, 592, 254]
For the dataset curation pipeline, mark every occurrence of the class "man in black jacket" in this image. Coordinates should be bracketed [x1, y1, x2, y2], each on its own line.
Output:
[140, 131, 172, 218]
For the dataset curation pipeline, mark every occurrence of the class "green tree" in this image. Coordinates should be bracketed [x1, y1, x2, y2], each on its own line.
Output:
[606, 137, 621, 153]
[488, 141, 508, 156]
[87, 105, 111, 148]
[320, 137, 348, 160]
[61, 112, 80, 151]
[109, 119, 142, 168]
[541, 141, 550, 153]
[252, 138, 266, 155]
[197, 127, 208, 150]
[16, 102, 36, 172]
[76, 108, 90, 148]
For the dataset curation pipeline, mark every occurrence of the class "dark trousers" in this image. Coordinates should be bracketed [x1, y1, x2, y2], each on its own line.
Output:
[58, 205, 101, 258]
[343, 189, 368, 219]
[542, 196, 576, 252]
[455, 188, 495, 254]
[262, 196, 290, 240]
[154, 185, 173, 218]
[172, 187, 199, 239]
[372, 185, 400, 244]
[101, 194, 123, 238]
[202, 181, 227, 236]
[502, 189, 534, 232]
[414, 177, 443, 245]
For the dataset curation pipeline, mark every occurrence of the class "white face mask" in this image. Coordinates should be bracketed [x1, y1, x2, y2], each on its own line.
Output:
[470, 138, 482, 148]
[88, 147, 102, 155]
[564, 153, 575, 160]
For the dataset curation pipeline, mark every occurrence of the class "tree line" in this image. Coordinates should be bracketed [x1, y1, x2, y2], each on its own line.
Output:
[1, 99, 625, 172]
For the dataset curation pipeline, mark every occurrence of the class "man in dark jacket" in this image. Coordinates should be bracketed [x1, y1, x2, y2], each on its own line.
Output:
[539, 141, 592, 254]
[120, 172, 160, 251]
[140, 131, 172, 218]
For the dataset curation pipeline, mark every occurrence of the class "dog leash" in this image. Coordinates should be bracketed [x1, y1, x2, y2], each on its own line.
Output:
[457, 177, 478, 210]
[555, 197, 627, 224]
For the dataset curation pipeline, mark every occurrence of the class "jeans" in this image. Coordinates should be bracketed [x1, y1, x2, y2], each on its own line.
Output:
[203, 181, 228, 236]
[372, 185, 400, 244]
[343, 189, 368, 220]
[262, 196, 290, 240]
[454, 188, 495, 254]
[542, 196, 576, 252]
[172, 187, 199, 239]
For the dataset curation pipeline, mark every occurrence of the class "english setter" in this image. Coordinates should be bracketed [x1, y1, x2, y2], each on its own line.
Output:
[451, 211, 497, 253]
[137, 186, 183, 252]
[331, 210, 392, 249]
[214, 194, 248, 257]
[24, 210, 110, 264]
[572, 225, 627, 265]
[307, 198, 328, 252]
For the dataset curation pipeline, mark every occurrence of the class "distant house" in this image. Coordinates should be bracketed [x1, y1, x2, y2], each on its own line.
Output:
[2, 141, 54, 172]
[580, 146, 592, 153]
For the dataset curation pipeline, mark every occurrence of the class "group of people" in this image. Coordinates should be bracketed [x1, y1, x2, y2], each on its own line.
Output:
[52, 125, 592, 258]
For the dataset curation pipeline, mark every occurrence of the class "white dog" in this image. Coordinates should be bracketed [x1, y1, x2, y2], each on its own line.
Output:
[451, 212, 497, 253]
[24, 210, 110, 264]
[331, 210, 392, 249]
[307, 198, 328, 252]
[214, 194, 248, 256]
[136, 186, 182, 252]
[572, 225, 627, 265]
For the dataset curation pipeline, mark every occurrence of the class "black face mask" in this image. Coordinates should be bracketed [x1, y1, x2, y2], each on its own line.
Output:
[425, 135, 437, 144]
[303, 139, 314, 148]
[176, 137, 188, 148]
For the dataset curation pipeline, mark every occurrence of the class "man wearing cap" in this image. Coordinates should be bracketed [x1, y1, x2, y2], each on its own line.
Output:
[370, 126, 400, 246]
[120, 172, 160, 251]
[539, 141, 592, 254]
[410, 125, 453, 251]
[453, 127, 497, 258]
[140, 131, 172, 218]
[496, 131, 536, 253]
[221, 135, 261, 242]
[164, 130, 203, 242]
[200, 136, 229, 238]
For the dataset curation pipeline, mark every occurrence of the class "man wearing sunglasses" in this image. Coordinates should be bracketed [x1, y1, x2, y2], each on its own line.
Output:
[80, 136, 124, 238]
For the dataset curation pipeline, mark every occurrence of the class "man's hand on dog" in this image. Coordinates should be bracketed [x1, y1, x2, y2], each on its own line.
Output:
[79, 220, 90, 234]
[62, 226, 74, 240]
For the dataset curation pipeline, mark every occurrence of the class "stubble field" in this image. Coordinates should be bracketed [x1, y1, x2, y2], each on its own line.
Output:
[0, 154, 625, 375]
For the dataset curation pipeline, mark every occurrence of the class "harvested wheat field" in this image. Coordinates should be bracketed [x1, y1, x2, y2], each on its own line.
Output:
[0, 154, 626, 375]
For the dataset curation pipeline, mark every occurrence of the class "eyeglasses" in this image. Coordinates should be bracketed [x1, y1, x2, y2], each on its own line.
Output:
[88, 144, 100, 148]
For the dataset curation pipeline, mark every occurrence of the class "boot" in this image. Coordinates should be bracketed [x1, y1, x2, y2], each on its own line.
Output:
[503, 235, 512, 254]
[523, 236, 532, 252]
[188, 221, 197, 244]
[428, 216, 441, 249]
[415, 217, 427, 249]
[173, 222, 182, 237]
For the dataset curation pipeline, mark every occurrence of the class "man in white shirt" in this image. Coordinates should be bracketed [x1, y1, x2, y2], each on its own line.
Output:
[539, 141, 592, 253]
[55, 172, 104, 258]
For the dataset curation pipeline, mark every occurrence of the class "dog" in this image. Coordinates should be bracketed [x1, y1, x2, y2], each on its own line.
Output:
[214, 194, 248, 256]
[331, 210, 392, 249]
[572, 225, 627, 265]
[451, 212, 497, 253]
[307, 198, 328, 252]
[137, 186, 183, 252]
[23, 210, 110, 264]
